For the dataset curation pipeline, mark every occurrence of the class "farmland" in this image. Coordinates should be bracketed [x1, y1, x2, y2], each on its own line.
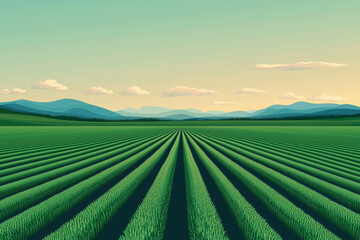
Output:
[0, 125, 359, 239]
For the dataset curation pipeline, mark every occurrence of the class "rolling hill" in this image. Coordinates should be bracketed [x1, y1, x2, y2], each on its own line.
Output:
[0, 99, 126, 120]
[1, 99, 359, 121]
[117, 101, 360, 120]
[251, 102, 360, 119]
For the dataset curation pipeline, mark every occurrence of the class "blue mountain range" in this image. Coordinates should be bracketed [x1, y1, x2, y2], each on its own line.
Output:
[0, 99, 125, 120]
[0, 99, 359, 121]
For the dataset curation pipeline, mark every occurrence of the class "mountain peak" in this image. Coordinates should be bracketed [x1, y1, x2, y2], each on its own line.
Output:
[0, 98, 122, 119]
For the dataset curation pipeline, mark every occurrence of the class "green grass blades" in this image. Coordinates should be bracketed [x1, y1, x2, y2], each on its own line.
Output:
[185, 132, 281, 240]
[43, 132, 179, 240]
[119, 132, 180, 240]
[0, 132, 175, 240]
[189, 132, 358, 239]
[183, 132, 229, 240]
[0, 125, 359, 239]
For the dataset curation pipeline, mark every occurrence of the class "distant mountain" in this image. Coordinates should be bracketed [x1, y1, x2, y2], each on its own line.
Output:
[163, 114, 195, 120]
[1, 99, 359, 121]
[117, 101, 360, 120]
[117, 106, 251, 120]
[0, 99, 126, 120]
[120, 106, 172, 115]
[217, 111, 251, 118]
[184, 108, 203, 114]
[251, 102, 360, 119]
[205, 110, 227, 115]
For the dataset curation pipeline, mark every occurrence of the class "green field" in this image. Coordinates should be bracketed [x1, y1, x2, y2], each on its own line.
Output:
[0, 124, 359, 239]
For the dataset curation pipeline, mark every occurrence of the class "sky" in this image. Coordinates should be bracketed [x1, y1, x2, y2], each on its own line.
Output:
[1, 0, 359, 111]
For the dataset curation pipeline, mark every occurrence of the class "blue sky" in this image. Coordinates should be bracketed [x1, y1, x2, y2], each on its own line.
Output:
[1, 1, 359, 110]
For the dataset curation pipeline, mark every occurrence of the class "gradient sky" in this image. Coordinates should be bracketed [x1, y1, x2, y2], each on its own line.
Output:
[1, 1, 359, 111]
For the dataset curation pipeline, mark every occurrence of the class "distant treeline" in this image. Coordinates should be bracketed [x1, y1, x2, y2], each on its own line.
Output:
[1, 106, 359, 122]
[218, 113, 360, 121]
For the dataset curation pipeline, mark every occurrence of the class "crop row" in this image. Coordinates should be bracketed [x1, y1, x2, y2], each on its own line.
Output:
[0, 131, 177, 239]
[0, 131, 173, 222]
[0, 137, 121, 165]
[200, 131, 360, 176]
[239, 129, 360, 160]
[185, 132, 281, 239]
[0, 133, 157, 184]
[119, 132, 180, 240]
[188, 131, 360, 239]
[192, 131, 360, 211]
[0, 131, 172, 199]
[194, 129, 360, 168]
[182, 133, 229, 240]
[0, 127, 358, 239]
[44, 132, 179, 239]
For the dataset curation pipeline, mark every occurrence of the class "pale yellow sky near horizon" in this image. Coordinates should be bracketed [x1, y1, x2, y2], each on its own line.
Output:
[1, 1, 359, 112]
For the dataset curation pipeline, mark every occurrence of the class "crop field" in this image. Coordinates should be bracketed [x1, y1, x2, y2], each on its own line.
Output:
[0, 126, 359, 240]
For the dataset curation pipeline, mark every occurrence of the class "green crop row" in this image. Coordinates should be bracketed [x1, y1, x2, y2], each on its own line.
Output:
[0, 136, 109, 161]
[187, 132, 340, 239]
[0, 131, 176, 240]
[192, 132, 360, 212]
[193, 129, 360, 169]
[119, 132, 180, 240]
[182, 133, 229, 240]
[199, 131, 360, 178]
[241, 130, 360, 156]
[185, 132, 281, 240]
[0, 137, 128, 173]
[44, 132, 179, 240]
[0, 137, 120, 166]
[0, 127, 166, 159]
[189, 131, 360, 239]
[0, 133, 154, 185]
[236, 135, 360, 177]
[237, 134, 360, 168]
[194, 127, 360, 161]
[197, 132, 360, 194]
[212, 129, 360, 164]
[0, 132, 173, 221]
[0, 132, 170, 199]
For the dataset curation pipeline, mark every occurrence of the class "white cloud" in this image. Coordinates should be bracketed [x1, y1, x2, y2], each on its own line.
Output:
[254, 62, 347, 71]
[162, 86, 217, 97]
[234, 87, 267, 94]
[0, 88, 27, 94]
[278, 92, 303, 100]
[32, 79, 68, 91]
[308, 93, 347, 102]
[213, 101, 239, 105]
[119, 86, 150, 95]
[84, 87, 114, 95]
